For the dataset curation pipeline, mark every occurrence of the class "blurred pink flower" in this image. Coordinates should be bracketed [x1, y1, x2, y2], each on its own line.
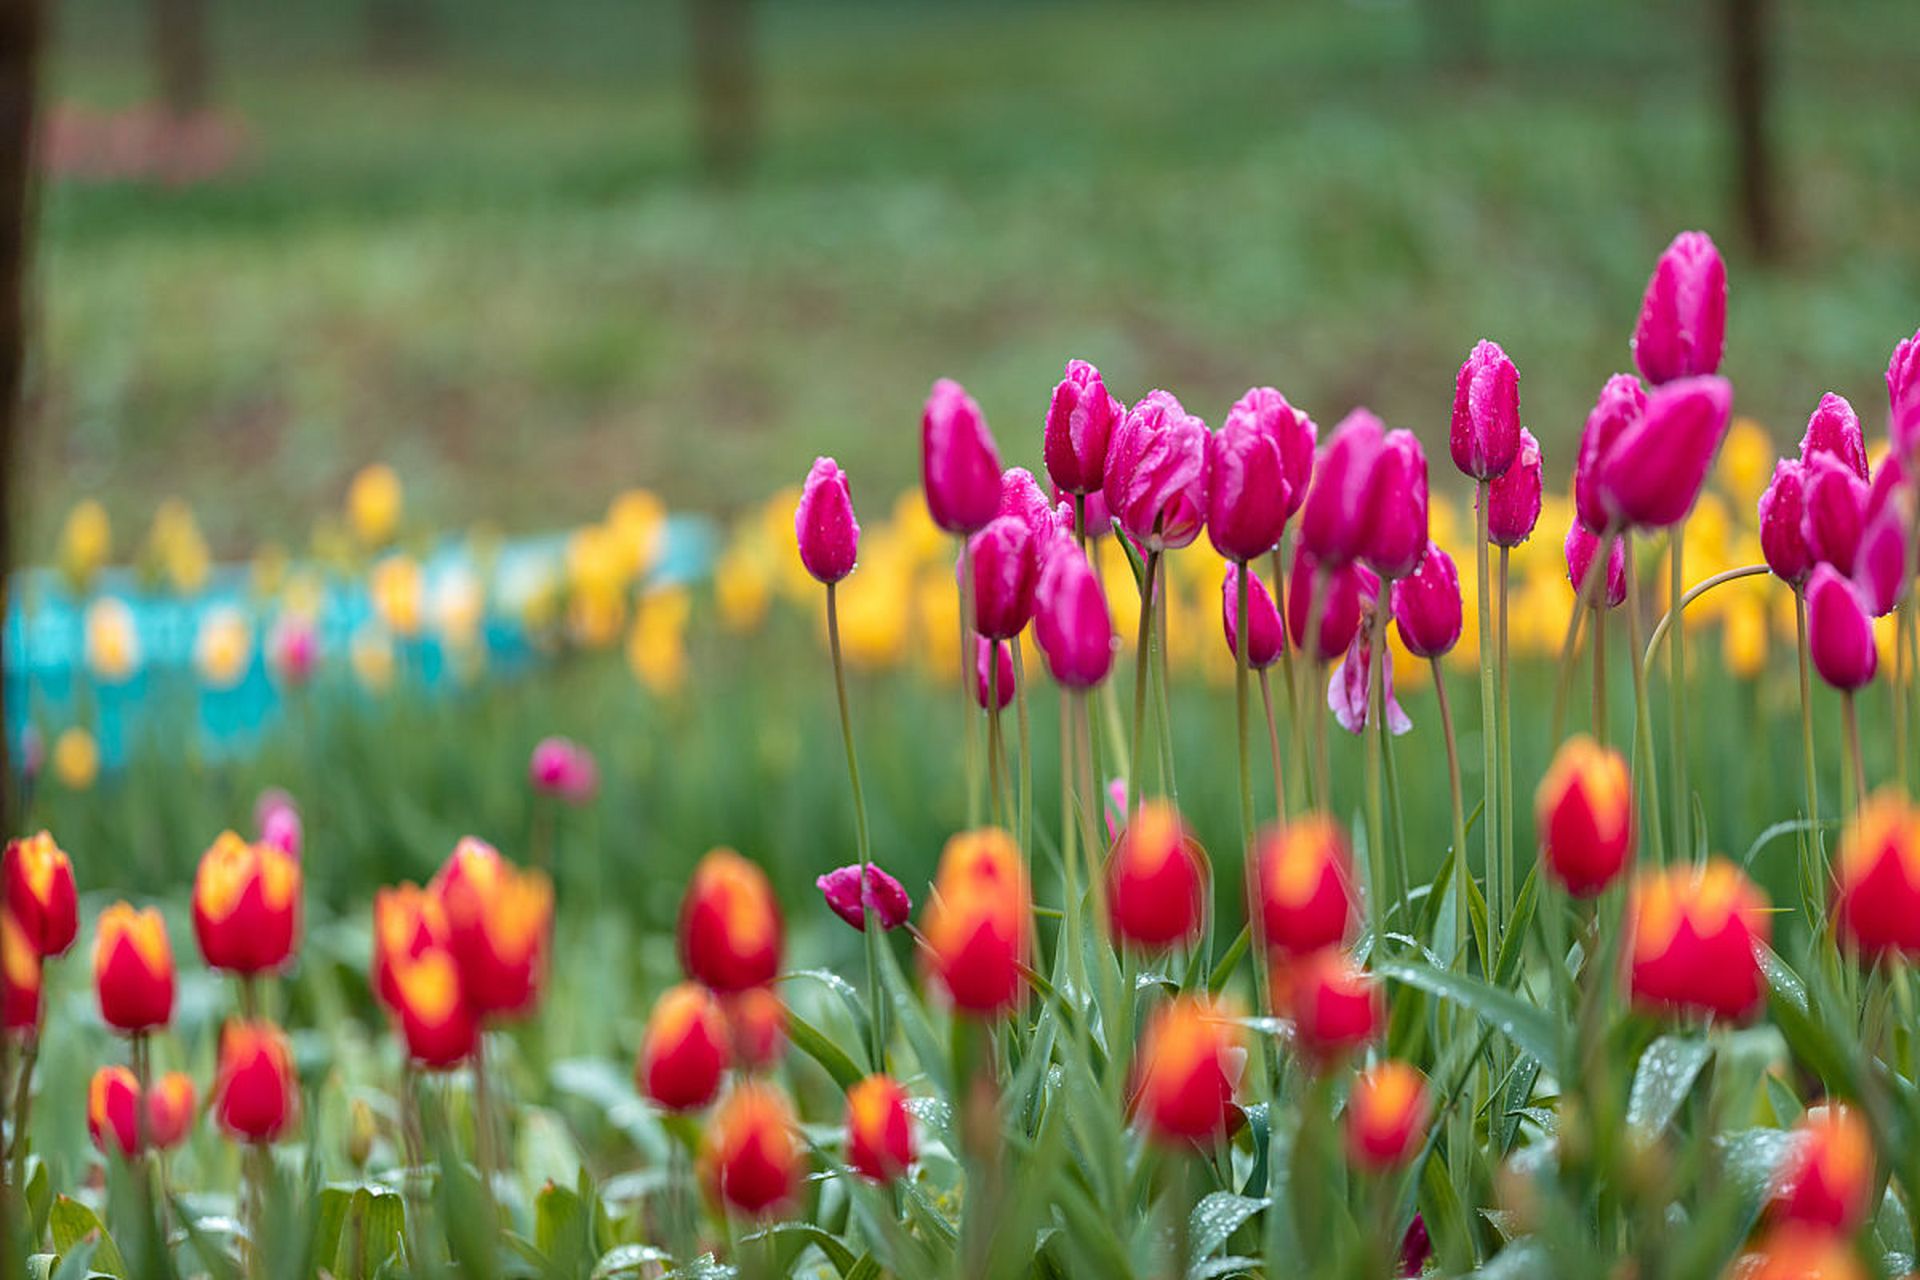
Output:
[254, 788, 303, 860]
[530, 736, 599, 805]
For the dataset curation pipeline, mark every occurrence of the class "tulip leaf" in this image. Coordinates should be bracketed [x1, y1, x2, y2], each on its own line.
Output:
[738, 1223, 860, 1276]
[47, 1240, 97, 1280]
[49, 1198, 127, 1279]
[1372, 956, 1562, 1077]
[785, 1008, 866, 1091]
[1626, 1035, 1713, 1140]
[1187, 1192, 1268, 1262]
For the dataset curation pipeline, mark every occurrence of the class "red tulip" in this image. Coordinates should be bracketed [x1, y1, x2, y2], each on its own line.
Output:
[678, 848, 784, 993]
[2, 830, 78, 957]
[1220, 563, 1285, 669]
[845, 1074, 916, 1181]
[972, 636, 1015, 710]
[2, 911, 41, 1032]
[1628, 859, 1770, 1021]
[192, 830, 301, 976]
[1535, 736, 1634, 898]
[387, 944, 478, 1069]
[88, 1065, 142, 1157]
[1758, 460, 1813, 587]
[1806, 564, 1878, 690]
[433, 837, 552, 1019]
[372, 882, 451, 1012]
[815, 863, 913, 933]
[93, 903, 175, 1034]
[1769, 1103, 1873, 1233]
[1346, 1061, 1431, 1171]
[1286, 544, 1377, 663]
[922, 828, 1028, 1016]
[639, 983, 731, 1111]
[1486, 428, 1542, 547]
[1732, 1225, 1868, 1280]
[1890, 327, 1920, 461]
[1256, 816, 1358, 957]
[1133, 996, 1244, 1143]
[922, 378, 1003, 535]
[147, 1071, 197, 1150]
[1034, 541, 1115, 688]
[1450, 339, 1522, 481]
[725, 986, 787, 1072]
[1102, 390, 1209, 552]
[1573, 374, 1648, 533]
[1275, 948, 1381, 1067]
[795, 456, 860, 584]
[1390, 541, 1462, 659]
[1800, 392, 1868, 480]
[1207, 396, 1291, 561]
[1631, 230, 1726, 386]
[1564, 522, 1627, 609]
[1833, 791, 1920, 957]
[214, 1019, 298, 1143]
[1107, 801, 1207, 951]
[1044, 359, 1123, 497]
[1800, 452, 1868, 575]
[965, 515, 1039, 640]
[702, 1082, 801, 1216]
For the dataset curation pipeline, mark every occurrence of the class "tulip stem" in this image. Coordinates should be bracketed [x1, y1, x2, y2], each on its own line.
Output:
[1012, 642, 1036, 966]
[1550, 527, 1618, 748]
[1497, 546, 1514, 954]
[1592, 603, 1608, 747]
[1154, 585, 1179, 805]
[1129, 551, 1160, 827]
[470, 1032, 498, 1202]
[1294, 566, 1328, 811]
[1235, 561, 1256, 854]
[1638, 565, 1771, 685]
[1270, 545, 1303, 817]
[826, 582, 887, 1071]
[1895, 596, 1912, 789]
[1668, 521, 1690, 856]
[1257, 669, 1286, 824]
[1843, 690, 1867, 815]
[1364, 580, 1393, 944]
[1476, 483, 1501, 964]
[1623, 538, 1667, 865]
[959, 537, 982, 827]
[1794, 591, 1821, 842]
[1431, 658, 1470, 975]
[7, 1029, 35, 1187]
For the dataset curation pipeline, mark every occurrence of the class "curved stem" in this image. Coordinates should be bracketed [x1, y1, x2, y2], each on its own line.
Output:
[1668, 522, 1690, 855]
[1638, 564, 1771, 683]
[827, 582, 887, 1070]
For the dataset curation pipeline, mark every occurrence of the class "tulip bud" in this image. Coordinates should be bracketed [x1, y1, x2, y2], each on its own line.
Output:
[725, 987, 787, 1072]
[1366, 429, 1431, 579]
[816, 863, 912, 934]
[998, 466, 1053, 539]
[1758, 460, 1814, 587]
[1300, 410, 1383, 566]
[1833, 791, 1920, 957]
[1594, 376, 1733, 530]
[1220, 564, 1285, 669]
[1228, 387, 1316, 521]
[639, 983, 731, 1111]
[88, 1065, 142, 1157]
[1573, 374, 1648, 533]
[972, 636, 1015, 710]
[1102, 391, 1210, 552]
[2, 831, 78, 959]
[372, 882, 451, 1012]
[1390, 541, 1462, 659]
[387, 945, 478, 1069]
[1769, 1103, 1873, 1233]
[795, 457, 860, 584]
[922, 828, 1029, 1016]
[1045, 359, 1124, 496]
[214, 1019, 298, 1144]
[1800, 453, 1868, 575]
[1107, 801, 1208, 951]
[1034, 542, 1115, 688]
[1890, 328, 1920, 461]
[1801, 392, 1868, 479]
[193, 831, 301, 976]
[1255, 816, 1357, 957]
[1345, 1061, 1432, 1171]
[1207, 400, 1290, 561]
[433, 837, 552, 1018]
[348, 1098, 376, 1167]
[529, 736, 599, 805]
[702, 1082, 801, 1216]
[255, 788, 303, 859]
[1535, 736, 1634, 898]
[845, 1074, 916, 1181]
[1631, 230, 1726, 386]
[1807, 564, 1878, 690]
[2, 911, 42, 1032]
[678, 848, 784, 993]
[147, 1072, 197, 1150]
[1133, 996, 1244, 1143]
[1485, 428, 1542, 547]
[1732, 1225, 1868, 1280]
[1450, 339, 1522, 480]
[1275, 948, 1380, 1067]
[922, 379, 1003, 535]
[1287, 544, 1376, 663]
[1564, 523, 1627, 609]
[93, 902, 175, 1034]
[1628, 858, 1770, 1021]
[965, 515, 1039, 640]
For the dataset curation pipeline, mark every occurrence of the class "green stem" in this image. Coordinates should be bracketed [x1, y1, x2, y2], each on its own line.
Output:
[1498, 545, 1513, 953]
[959, 537, 981, 826]
[1364, 580, 1392, 945]
[1476, 483, 1501, 961]
[1843, 690, 1867, 815]
[1639, 565, 1772, 684]
[1432, 658, 1469, 974]
[827, 583, 888, 1070]
[1592, 603, 1608, 747]
[1294, 565, 1328, 811]
[1668, 521, 1690, 857]
[1623, 537, 1667, 864]
[1795, 591, 1821, 843]
[1129, 551, 1161, 826]
[1014, 640, 1033, 864]
[1236, 561, 1256, 852]
[1549, 527, 1618, 748]
[7, 1030, 35, 1187]
[1153, 580, 1179, 805]
[1258, 668, 1287, 821]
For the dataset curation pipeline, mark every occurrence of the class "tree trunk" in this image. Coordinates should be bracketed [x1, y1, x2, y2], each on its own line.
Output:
[150, 0, 211, 117]
[1721, 0, 1781, 260]
[688, 0, 757, 184]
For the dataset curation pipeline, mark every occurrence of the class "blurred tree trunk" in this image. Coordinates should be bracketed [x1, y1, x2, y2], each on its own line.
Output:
[688, 0, 758, 183]
[0, 0, 44, 838]
[367, 0, 441, 68]
[1720, 0, 1781, 260]
[1424, 0, 1490, 76]
[150, 0, 211, 116]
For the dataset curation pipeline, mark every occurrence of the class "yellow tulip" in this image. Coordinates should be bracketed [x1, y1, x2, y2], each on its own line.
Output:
[370, 555, 424, 637]
[52, 727, 99, 790]
[347, 464, 404, 548]
[57, 499, 112, 590]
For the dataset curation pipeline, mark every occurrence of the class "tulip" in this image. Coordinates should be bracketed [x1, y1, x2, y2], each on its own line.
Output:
[1054, 480, 1113, 541]
[146, 1071, 197, 1150]
[192, 830, 301, 976]
[372, 882, 451, 1012]
[922, 379, 1003, 535]
[387, 945, 478, 1069]
[1857, 506, 1910, 618]
[1806, 564, 1878, 690]
[1891, 327, 1920, 460]
[529, 736, 599, 805]
[1769, 1103, 1873, 1233]
[254, 788, 303, 859]
[702, 1082, 801, 1216]
[972, 636, 1015, 711]
[815, 862, 912, 933]
[1592, 376, 1733, 530]
[1732, 1225, 1867, 1280]
[678, 848, 784, 993]
[433, 837, 553, 1018]
[1758, 460, 1814, 587]
[965, 515, 1039, 640]
[1302, 413, 1429, 578]
[1133, 996, 1244, 1143]
[1345, 1061, 1432, 1171]
[999, 467, 1054, 541]
[639, 983, 731, 1111]
[214, 1019, 297, 1143]
[1631, 230, 1726, 386]
[1329, 629, 1410, 736]
[1801, 392, 1868, 479]
[268, 613, 318, 686]
[3, 830, 78, 957]
[1800, 453, 1868, 575]
[93, 902, 175, 1033]
[1044, 359, 1124, 496]
[1255, 816, 1358, 957]
[2, 911, 41, 1032]
[1286, 545, 1376, 662]
[1564, 523, 1628, 609]
[1450, 339, 1522, 480]
[845, 1074, 916, 1181]
[1276, 948, 1381, 1066]
[1106, 801, 1208, 951]
[795, 457, 860, 584]
[1228, 386, 1316, 520]
[1390, 541, 1462, 659]
[1034, 541, 1115, 688]
[1220, 564, 1285, 669]
[1833, 791, 1920, 957]
[1486, 428, 1542, 547]
[1103, 390, 1210, 551]
[922, 828, 1028, 1016]
[1400, 1216, 1434, 1279]
[1207, 398, 1290, 561]
[1535, 736, 1634, 897]
[88, 1066, 142, 1157]
[1573, 374, 1648, 533]
[725, 986, 787, 1071]
[1628, 858, 1770, 1021]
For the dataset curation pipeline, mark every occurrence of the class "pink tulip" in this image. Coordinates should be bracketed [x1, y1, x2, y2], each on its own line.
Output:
[254, 788, 303, 860]
[1228, 387, 1317, 520]
[965, 516, 1039, 640]
[1592, 375, 1733, 529]
[1206, 398, 1291, 561]
[999, 468, 1053, 539]
[530, 736, 599, 805]
[1363, 430, 1430, 579]
[1391, 542, 1462, 659]
[1450, 339, 1521, 480]
[1565, 523, 1628, 609]
[1286, 544, 1377, 662]
[1300, 409, 1383, 567]
[1631, 231, 1726, 386]
[816, 864, 912, 933]
[1800, 453, 1868, 575]
[1887, 328, 1920, 461]
[269, 614, 318, 686]
[1220, 564, 1285, 669]
[1044, 359, 1123, 496]
[1102, 391, 1209, 552]
[1858, 457, 1914, 617]
[795, 457, 860, 584]
[1800, 392, 1867, 480]
[922, 378, 1003, 534]
[1486, 428, 1543, 548]
[1574, 374, 1648, 533]
[1052, 481, 1112, 541]
[1034, 543, 1115, 689]
[1329, 629, 1410, 736]
[1807, 564, 1878, 690]
[972, 637, 1015, 711]
[1758, 460, 1813, 587]
[1105, 778, 1128, 845]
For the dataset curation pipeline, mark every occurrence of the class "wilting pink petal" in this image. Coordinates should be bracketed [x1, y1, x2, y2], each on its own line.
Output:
[1328, 631, 1411, 736]
[816, 864, 912, 932]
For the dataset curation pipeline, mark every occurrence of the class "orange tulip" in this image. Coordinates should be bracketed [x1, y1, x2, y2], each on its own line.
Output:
[192, 831, 301, 975]
[1833, 791, 1920, 957]
[1346, 1061, 1432, 1170]
[93, 903, 175, 1033]
[1628, 859, 1770, 1021]
[845, 1074, 915, 1181]
[3, 830, 78, 957]
[639, 983, 731, 1112]
[724, 986, 788, 1072]
[1274, 948, 1381, 1067]
[214, 1019, 297, 1144]
[1770, 1104, 1874, 1233]
[2, 911, 41, 1032]
[702, 1082, 801, 1216]
[372, 882, 450, 1011]
[146, 1071, 198, 1150]
[1133, 996, 1245, 1143]
[1535, 736, 1634, 898]
[1106, 801, 1207, 950]
[88, 1065, 142, 1157]
[433, 837, 552, 1018]
[677, 849, 784, 993]
[388, 945, 478, 1069]
[1255, 816, 1357, 957]
[1728, 1225, 1865, 1280]
[922, 828, 1029, 1016]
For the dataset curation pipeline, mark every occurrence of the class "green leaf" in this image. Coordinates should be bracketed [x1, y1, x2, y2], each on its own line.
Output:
[49, 1198, 127, 1279]
[1187, 1192, 1268, 1263]
[1626, 1035, 1713, 1140]
[48, 1239, 98, 1280]
[739, 1223, 860, 1276]
[786, 1008, 866, 1090]
[536, 1182, 595, 1278]
[1373, 956, 1562, 1075]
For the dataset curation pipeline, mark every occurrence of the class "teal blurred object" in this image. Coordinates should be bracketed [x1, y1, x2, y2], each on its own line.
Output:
[3, 514, 715, 771]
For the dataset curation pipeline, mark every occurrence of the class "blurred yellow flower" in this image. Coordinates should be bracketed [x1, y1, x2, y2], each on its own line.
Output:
[51, 727, 98, 790]
[347, 464, 404, 548]
[194, 606, 255, 690]
[568, 590, 626, 650]
[148, 499, 210, 594]
[608, 489, 667, 581]
[1717, 418, 1775, 506]
[715, 545, 772, 634]
[57, 499, 112, 590]
[628, 588, 691, 694]
[430, 564, 486, 648]
[350, 624, 395, 692]
[84, 597, 142, 683]
[370, 554, 424, 637]
[1723, 597, 1770, 679]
